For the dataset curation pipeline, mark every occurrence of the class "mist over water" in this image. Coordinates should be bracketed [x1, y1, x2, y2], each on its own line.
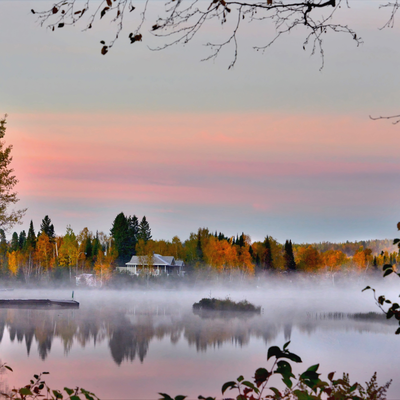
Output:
[0, 276, 399, 399]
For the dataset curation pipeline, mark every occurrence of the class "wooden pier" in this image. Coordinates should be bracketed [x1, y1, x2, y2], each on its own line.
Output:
[0, 299, 79, 309]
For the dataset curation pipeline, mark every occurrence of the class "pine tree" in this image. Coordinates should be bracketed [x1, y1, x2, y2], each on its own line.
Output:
[92, 231, 101, 261]
[10, 232, 19, 252]
[128, 215, 139, 254]
[238, 233, 245, 247]
[138, 216, 152, 243]
[0, 117, 26, 231]
[40, 215, 55, 242]
[26, 220, 36, 250]
[110, 212, 131, 264]
[18, 230, 26, 250]
[263, 236, 274, 270]
[284, 240, 296, 271]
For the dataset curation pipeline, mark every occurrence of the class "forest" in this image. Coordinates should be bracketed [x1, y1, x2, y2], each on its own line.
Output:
[1, 212, 398, 286]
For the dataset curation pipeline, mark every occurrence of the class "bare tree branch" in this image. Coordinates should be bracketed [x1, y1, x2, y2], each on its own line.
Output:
[369, 114, 400, 125]
[31, 0, 370, 67]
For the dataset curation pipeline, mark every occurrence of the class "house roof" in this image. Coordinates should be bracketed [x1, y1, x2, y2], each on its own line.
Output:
[126, 254, 183, 267]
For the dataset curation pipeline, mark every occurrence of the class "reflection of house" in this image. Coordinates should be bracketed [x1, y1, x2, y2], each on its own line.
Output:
[117, 254, 185, 276]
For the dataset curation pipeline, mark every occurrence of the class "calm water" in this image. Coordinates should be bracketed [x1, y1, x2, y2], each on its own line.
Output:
[0, 284, 399, 399]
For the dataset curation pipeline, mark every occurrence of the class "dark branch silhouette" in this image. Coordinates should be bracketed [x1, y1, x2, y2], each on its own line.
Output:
[32, 0, 368, 68]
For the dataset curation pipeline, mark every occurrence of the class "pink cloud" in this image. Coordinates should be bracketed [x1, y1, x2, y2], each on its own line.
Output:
[6, 111, 400, 227]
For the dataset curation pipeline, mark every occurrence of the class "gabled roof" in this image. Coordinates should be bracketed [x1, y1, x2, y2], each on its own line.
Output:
[126, 254, 180, 267]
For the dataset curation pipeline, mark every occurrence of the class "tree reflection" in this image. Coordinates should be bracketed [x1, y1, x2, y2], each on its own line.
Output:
[0, 300, 396, 364]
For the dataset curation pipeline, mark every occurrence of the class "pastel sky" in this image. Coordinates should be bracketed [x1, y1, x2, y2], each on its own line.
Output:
[1, 0, 399, 243]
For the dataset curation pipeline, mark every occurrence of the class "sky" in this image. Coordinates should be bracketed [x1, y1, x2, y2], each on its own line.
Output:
[0, 0, 400, 244]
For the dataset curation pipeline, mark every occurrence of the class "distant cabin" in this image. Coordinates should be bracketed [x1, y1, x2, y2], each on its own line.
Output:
[117, 254, 185, 276]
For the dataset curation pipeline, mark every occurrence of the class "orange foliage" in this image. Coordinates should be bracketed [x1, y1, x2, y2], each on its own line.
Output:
[296, 246, 323, 272]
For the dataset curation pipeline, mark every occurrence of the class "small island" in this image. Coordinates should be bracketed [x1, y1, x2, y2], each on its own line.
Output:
[192, 298, 261, 313]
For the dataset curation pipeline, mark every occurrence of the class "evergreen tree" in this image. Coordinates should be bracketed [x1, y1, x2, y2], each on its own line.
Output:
[40, 215, 55, 242]
[138, 216, 152, 243]
[0, 117, 26, 231]
[128, 215, 139, 254]
[238, 233, 245, 247]
[0, 229, 7, 272]
[18, 230, 26, 250]
[10, 232, 19, 252]
[84, 236, 93, 259]
[110, 212, 132, 264]
[263, 236, 274, 270]
[284, 240, 296, 271]
[92, 231, 101, 261]
[26, 220, 37, 250]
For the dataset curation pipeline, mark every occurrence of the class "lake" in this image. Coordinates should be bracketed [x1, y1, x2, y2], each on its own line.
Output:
[0, 279, 399, 399]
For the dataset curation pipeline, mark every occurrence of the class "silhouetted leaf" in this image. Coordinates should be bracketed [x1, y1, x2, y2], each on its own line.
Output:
[383, 269, 393, 277]
[52, 6, 58, 13]
[267, 346, 282, 360]
[237, 375, 244, 383]
[31, 9, 35, 14]
[129, 33, 142, 43]
[284, 352, 302, 363]
[362, 286, 371, 292]
[283, 341, 290, 350]
[254, 368, 270, 387]
[52, 389, 63, 399]
[4, 366, 13, 372]
[393, 238, 400, 245]
[19, 388, 33, 396]
[396, 327, 400, 334]
[106, 0, 112, 6]
[100, 7, 109, 18]
[269, 387, 281, 397]
[221, 381, 236, 394]
[397, 222, 400, 231]
[241, 381, 259, 394]
[101, 45, 108, 55]
[275, 361, 295, 388]
[158, 394, 174, 400]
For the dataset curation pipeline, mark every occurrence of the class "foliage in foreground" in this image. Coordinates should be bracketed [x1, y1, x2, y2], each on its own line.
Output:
[192, 297, 261, 313]
[1, 367, 99, 400]
[0, 341, 392, 400]
[362, 221, 400, 335]
[160, 342, 391, 400]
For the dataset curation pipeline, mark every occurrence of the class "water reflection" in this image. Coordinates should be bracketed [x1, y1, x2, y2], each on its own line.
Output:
[0, 297, 395, 365]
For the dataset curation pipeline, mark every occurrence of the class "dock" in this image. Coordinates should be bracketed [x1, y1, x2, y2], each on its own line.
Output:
[0, 299, 79, 309]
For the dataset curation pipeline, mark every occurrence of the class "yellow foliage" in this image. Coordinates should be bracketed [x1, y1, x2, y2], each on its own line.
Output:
[8, 251, 18, 275]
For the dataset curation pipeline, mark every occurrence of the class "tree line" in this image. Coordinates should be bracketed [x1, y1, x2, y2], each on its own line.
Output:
[1, 213, 398, 284]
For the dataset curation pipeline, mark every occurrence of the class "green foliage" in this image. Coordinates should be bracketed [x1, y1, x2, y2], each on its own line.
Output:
[284, 240, 296, 272]
[110, 212, 140, 263]
[362, 222, 400, 334]
[192, 297, 261, 312]
[40, 215, 55, 242]
[162, 343, 391, 400]
[1, 368, 99, 400]
[138, 216, 152, 243]
[26, 220, 37, 251]
[0, 116, 26, 232]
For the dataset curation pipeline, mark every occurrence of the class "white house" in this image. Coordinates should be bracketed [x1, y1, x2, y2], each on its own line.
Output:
[117, 254, 185, 276]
